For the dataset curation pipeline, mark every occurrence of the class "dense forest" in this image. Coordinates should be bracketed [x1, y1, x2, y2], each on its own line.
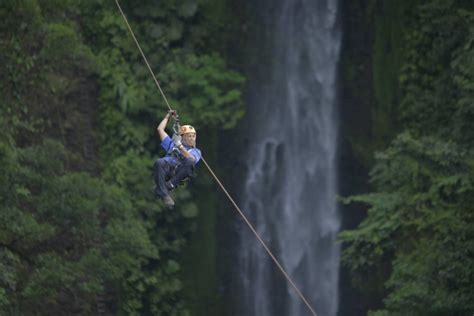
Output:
[1, 0, 473, 315]
[340, 0, 474, 315]
[0, 0, 243, 315]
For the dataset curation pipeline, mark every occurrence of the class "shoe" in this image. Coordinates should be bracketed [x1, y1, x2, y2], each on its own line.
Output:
[162, 195, 175, 207]
[166, 181, 175, 191]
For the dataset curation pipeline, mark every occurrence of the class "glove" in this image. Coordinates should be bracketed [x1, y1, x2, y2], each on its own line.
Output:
[172, 133, 182, 147]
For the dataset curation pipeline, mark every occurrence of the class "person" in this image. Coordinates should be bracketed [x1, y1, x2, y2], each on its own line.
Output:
[153, 110, 201, 206]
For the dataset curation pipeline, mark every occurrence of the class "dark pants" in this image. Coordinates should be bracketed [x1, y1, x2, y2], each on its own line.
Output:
[153, 158, 194, 198]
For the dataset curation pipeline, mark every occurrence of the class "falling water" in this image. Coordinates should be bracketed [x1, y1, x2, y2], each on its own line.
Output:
[238, 0, 341, 315]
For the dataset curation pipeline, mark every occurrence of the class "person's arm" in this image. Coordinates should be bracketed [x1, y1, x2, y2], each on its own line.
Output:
[177, 145, 196, 162]
[171, 134, 196, 162]
[157, 111, 174, 141]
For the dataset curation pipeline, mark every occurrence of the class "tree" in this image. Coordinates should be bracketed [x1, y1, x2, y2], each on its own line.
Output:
[340, 1, 474, 314]
[0, 0, 244, 314]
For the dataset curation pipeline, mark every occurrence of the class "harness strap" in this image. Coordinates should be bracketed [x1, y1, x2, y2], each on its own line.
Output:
[171, 112, 181, 135]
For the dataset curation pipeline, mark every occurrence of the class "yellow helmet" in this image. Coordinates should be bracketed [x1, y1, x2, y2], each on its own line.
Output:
[179, 125, 196, 135]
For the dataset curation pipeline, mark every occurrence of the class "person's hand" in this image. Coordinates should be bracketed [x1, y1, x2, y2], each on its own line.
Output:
[167, 110, 177, 118]
[172, 133, 182, 147]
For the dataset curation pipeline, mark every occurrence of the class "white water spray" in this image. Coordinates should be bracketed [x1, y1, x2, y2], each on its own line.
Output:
[239, 0, 341, 315]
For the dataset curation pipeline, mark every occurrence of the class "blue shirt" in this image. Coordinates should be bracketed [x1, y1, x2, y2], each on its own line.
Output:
[161, 136, 201, 166]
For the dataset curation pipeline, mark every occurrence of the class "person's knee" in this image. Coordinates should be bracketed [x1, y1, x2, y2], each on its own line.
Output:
[180, 161, 194, 174]
[154, 158, 167, 169]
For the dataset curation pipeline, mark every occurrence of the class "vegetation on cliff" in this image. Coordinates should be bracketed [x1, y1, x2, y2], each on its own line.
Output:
[340, 1, 474, 314]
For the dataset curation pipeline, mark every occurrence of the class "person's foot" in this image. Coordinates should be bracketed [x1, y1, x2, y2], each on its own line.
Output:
[166, 181, 175, 191]
[162, 195, 175, 207]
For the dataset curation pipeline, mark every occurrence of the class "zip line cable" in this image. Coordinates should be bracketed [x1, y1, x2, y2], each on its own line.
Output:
[115, 0, 172, 111]
[115, 1, 318, 315]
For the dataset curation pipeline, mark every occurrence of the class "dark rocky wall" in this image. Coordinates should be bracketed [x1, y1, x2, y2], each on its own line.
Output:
[338, 0, 411, 314]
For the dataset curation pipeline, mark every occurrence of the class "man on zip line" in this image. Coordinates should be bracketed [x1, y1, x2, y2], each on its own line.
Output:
[153, 110, 201, 207]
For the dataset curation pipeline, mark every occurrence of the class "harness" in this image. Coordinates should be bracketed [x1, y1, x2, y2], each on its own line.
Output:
[166, 112, 196, 185]
[168, 112, 184, 162]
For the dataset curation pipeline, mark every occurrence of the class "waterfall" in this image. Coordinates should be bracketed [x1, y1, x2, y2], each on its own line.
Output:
[238, 0, 341, 315]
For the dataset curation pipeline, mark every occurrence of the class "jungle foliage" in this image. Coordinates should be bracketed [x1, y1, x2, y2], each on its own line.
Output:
[340, 0, 474, 315]
[0, 0, 243, 315]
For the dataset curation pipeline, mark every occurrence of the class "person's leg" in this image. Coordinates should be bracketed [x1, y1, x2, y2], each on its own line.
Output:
[153, 158, 172, 198]
[168, 159, 194, 188]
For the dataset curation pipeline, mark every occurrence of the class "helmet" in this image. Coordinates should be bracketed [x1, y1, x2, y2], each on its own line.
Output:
[179, 125, 196, 135]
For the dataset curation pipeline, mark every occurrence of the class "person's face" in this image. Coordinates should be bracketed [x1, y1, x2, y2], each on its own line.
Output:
[182, 132, 196, 147]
